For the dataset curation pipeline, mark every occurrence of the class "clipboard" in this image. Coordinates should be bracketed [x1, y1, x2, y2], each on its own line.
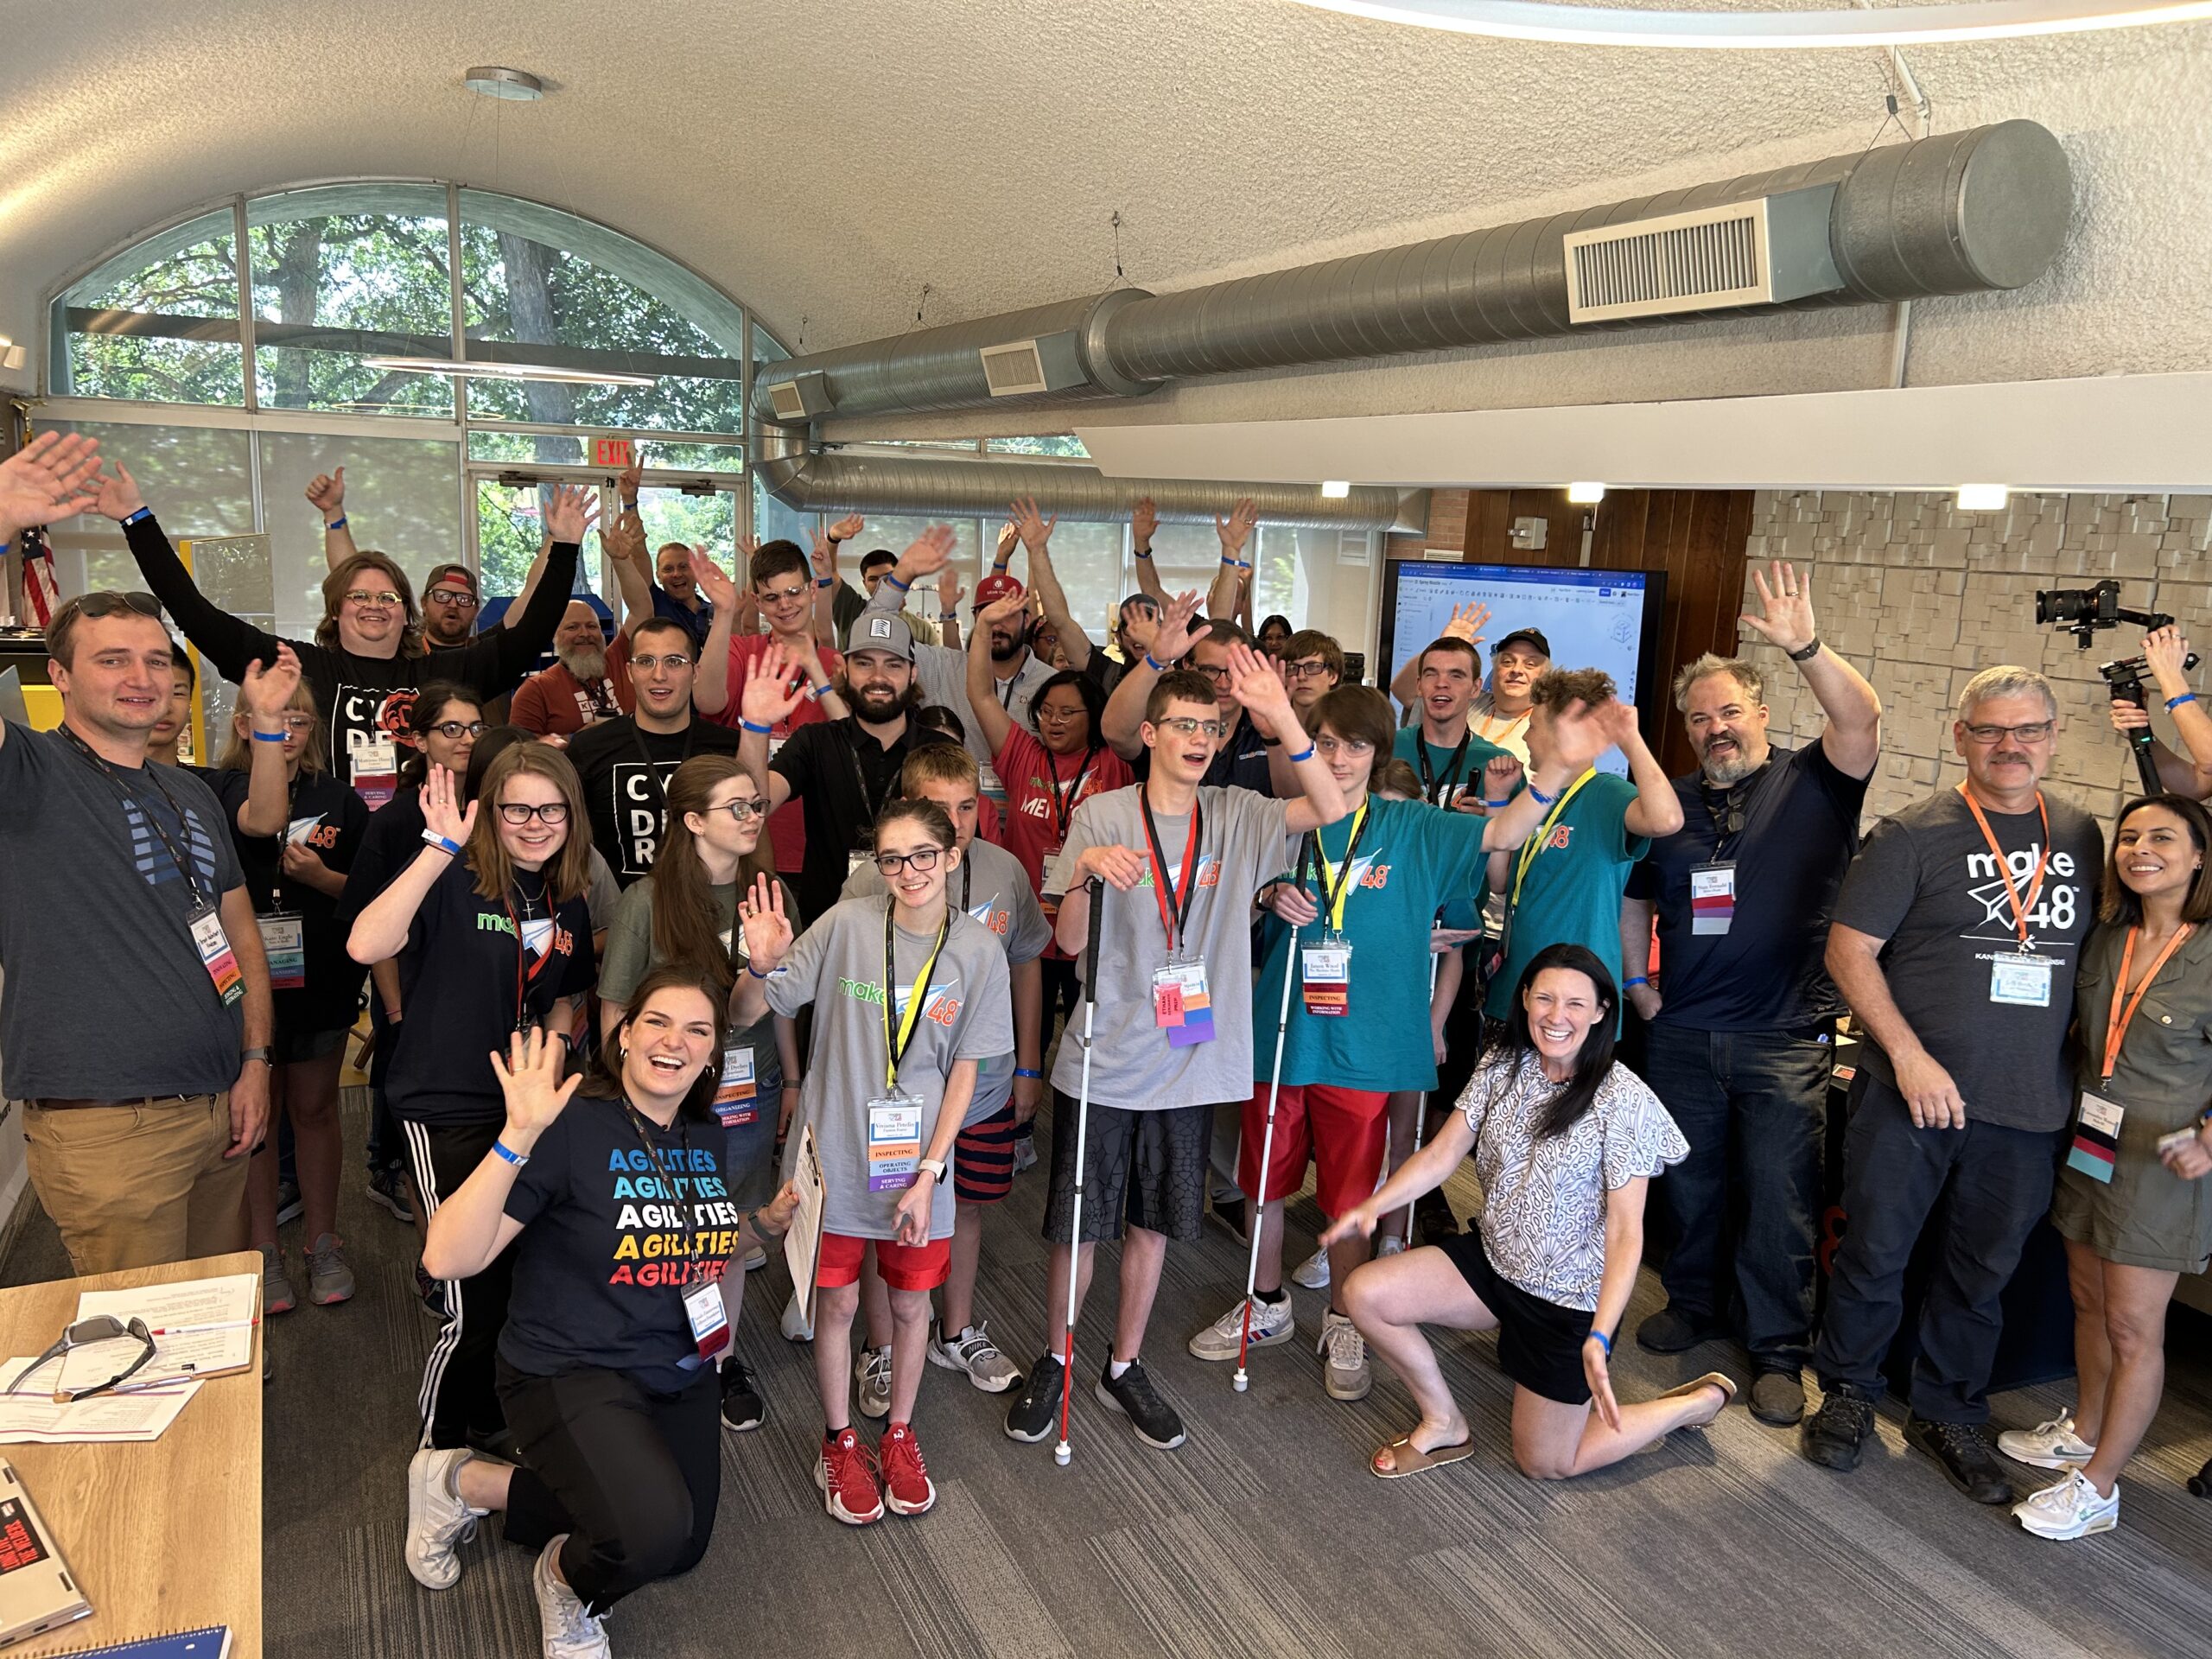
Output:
[782, 1123, 827, 1329]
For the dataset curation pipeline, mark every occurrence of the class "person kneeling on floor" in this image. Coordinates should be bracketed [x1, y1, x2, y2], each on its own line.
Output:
[1327, 944, 1731, 1480]
[404, 976, 797, 1659]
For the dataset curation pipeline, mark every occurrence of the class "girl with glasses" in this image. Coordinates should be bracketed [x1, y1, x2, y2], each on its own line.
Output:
[732, 799, 1014, 1528]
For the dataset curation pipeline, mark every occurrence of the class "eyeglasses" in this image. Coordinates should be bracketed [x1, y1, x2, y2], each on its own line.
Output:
[757, 583, 810, 605]
[1314, 734, 1373, 758]
[1037, 705, 1085, 723]
[1961, 721, 2056, 745]
[425, 588, 479, 607]
[1191, 664, 1232, 685]
[1154, 715, 1227, 740]
[68, 590, 162, 621]
[343, 589, 404, 607]
[497, 801, 571, 825]
[708, 798, 768, 823]
[1285, 659, 1333, 681]
[427, 720, 486, 741]
[7, 1314, 156, 1402]
[631, 653, 693, 671]
[873, 847, 944, 875]
[255, 715, 315, 734]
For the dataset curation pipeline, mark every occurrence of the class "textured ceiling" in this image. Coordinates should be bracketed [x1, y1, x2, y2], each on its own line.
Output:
[0, 1, 2203, 410]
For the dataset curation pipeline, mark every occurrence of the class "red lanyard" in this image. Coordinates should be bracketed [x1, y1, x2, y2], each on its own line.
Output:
[1955, 784, 2051, 950]
[2101, 924, 2193, 1082]
[1139, 792, 1203, 957]
[505, 889, 557, 1028]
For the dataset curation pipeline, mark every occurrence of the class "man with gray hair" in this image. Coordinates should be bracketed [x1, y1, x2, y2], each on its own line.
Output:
[1621, 563, 1881, 1428]
[1802, 662, 2101, 1505]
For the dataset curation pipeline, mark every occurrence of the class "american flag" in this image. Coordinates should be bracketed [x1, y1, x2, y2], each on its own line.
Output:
[16, 523, 60, 627]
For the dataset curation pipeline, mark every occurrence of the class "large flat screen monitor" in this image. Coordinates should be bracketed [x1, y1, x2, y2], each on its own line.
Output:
[1379, 560, 1669, 778]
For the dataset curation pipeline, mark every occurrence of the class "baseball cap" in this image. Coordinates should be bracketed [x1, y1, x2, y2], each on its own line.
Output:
[1119, 592, 1160, 616]
[423, 563, 478, 596]
[1495, 626, 1551, 659]
[848, 611, 917, 661]
[976, 572, 1026, 608]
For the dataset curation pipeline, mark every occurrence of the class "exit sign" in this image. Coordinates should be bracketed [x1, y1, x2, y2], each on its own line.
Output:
[592, 435, 635, 469]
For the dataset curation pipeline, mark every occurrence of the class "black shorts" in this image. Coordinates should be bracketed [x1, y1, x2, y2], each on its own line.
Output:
[1042, 1095, 1211, 1245]
[1440, 1227, 1594, 1406]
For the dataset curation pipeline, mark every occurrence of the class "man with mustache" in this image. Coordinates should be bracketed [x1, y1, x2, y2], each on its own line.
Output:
[1618, 563, 1881, 1429]
[1803, 664, 2101, 1507]
[510, 601, 631, 740]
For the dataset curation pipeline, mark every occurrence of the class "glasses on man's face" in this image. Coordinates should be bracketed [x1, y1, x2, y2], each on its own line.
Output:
[1192, 664, 1232, 686]
[709, 798, 767, 824]
[1962, 721, 2056, 745]
[1285, 659, 1332, 681]
[497, 801, 570, 826]
[1154, 715, 1227, 741]
[758, 583, 809, 606]
[874, 847, 943, 876]
[631, 653, 692, 672]
[425, 588, 479, 607]
[7, 1314, 156, 1402]
[1314, 734, 1373, 758]
[344, 589, 403, 608]
[429, 720, 486, 741]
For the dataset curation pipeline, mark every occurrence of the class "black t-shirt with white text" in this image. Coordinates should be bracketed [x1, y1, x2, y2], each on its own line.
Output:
[770, 716, 918, 924]
[213, 767, 370, 1035]
[566, 716, 743, 887]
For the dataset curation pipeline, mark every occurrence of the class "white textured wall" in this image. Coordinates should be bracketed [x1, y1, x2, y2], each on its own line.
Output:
[1738, 491, 2212, 830]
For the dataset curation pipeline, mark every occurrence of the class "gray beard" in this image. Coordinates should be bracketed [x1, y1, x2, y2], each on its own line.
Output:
[558, 646, 607, 682]
[1700, 744, 1762, 786]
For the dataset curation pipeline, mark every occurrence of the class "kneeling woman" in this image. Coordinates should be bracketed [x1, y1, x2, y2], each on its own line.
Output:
[406, 971, 798, 1656]
[1326, 944, 1725, 1479]
[734, 799, 1013, 1526]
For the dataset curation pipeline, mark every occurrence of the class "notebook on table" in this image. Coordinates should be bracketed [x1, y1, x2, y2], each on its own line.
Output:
[41, 1631, 230, 1657]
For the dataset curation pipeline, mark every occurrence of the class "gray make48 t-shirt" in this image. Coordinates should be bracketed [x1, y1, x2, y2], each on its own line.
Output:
[1829, 785, 2102, 1132]
[765, 897, 1013, 1239]
[1046, 783, 1291, 1111]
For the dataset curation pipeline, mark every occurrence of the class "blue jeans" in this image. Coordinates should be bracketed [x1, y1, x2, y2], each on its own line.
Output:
[1812, 1071, 2061, 1424]
[1642, 1021, 1832, 1370]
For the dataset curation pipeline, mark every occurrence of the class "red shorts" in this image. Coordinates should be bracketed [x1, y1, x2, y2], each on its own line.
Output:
[816, 1231, 951, 1292]
[1237, 1083, 1389, 1218]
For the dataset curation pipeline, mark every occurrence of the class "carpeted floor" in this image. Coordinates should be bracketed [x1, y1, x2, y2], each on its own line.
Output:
[9, 1085, 2212, 1659]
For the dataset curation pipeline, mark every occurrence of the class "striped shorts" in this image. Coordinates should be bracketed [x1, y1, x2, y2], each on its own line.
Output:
[955, 1103, 1020, 1205]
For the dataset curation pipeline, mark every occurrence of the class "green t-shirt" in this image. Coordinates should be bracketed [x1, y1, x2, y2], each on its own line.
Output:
[1485, 769, 1649, 1020]
[1252, 797, 1492, 1093]
[1390, 725, 1509, 812]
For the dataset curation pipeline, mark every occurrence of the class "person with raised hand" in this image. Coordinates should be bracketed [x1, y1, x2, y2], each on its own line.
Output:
[1207, 497, 1260, 623]
[0, 430, 103, 542]
[2107, 625, 2212, 799]
[404, 988, 800, 1657]
[1101, 588, 1274, 794]
[106, 460, 593, 807]
[1387, 601, 1489, 720]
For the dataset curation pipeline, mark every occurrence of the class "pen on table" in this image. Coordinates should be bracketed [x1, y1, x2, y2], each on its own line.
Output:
[145, 1319, 261, 1337]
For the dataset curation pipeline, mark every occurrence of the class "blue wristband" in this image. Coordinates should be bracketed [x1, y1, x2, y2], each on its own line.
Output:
[1286, 744, 1315, 765]
[1587, 1328, 1611, 1355]
[122, 506, 152, 526]
[421, 830, 462, 857]
[809, 683, 832, 701]
[1623, 976, 1649, 989]
[1133, 547, 1153, 560]
[746, 962, 773, 979]
[324, 514, 346, 531]
[1481, 798, 1510, 810]
[815, 576, 834, 588]
[2168, 693, 2197, 712]
[1142, 652, 1166, 673]
[740, 718, 774, 735]
[491, 1140, 529, 1167]
[1014, 1067, 1042, 1080]
[1528, 781, 1560, 806]
[250, 729, 287, 743]
[886, 574, 911, 593]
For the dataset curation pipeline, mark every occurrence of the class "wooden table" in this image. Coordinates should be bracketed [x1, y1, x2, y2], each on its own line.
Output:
[0, 1252, 260, 1656]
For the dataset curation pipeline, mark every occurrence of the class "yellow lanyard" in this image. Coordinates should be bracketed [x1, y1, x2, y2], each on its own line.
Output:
[1512, 769, 1598, 906]
[1311, 802, 1370, 934]
[880, 899, 951, 1096]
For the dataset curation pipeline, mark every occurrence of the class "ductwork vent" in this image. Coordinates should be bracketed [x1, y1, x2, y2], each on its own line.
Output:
[980, 340, 1051, 397]
[1564, 187, 1843, 324]
[766, 380, 810, 422]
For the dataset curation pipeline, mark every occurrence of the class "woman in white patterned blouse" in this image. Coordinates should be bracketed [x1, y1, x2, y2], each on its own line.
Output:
[1326, 943, 1731, 1479]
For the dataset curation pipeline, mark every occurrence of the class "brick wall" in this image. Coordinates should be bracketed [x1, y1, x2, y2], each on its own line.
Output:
[1740, 491, 2212, 828]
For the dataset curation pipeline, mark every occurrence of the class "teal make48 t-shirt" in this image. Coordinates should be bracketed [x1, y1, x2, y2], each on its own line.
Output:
[1253, 796, 1492, 1093]
[1390, 726, 1509, 811]
[1485, 769, 1648, 1020]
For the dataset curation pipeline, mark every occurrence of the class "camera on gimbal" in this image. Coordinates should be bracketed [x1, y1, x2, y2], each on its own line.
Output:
[2035, 580, 2198, 793]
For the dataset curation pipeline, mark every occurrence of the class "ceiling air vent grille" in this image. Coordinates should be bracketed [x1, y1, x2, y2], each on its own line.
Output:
[980, 340, 1052, 397]
[1566, 203, 1770, 322]
[767, 380, 810, 422]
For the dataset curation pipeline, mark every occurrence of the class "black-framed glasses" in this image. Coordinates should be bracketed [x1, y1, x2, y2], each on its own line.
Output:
[873, 847, 944, 876]
[1962, 720, 2055, 745]
[708, 798, 768, 823]
[1285, 659, 1334, 681]
[428, 720, 486, 741]
[7, 1315, 156, 1402]
[425, 587, 480, 607]
[69, 590, 162, 620]
[497, 801, 571, 825]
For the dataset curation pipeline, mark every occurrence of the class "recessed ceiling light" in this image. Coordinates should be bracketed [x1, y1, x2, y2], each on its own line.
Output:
[1955, 484, 2011, 511]
[1566, 481, 1606, 505]
[464, 66, 544, 101]
[1321, 480, 1351, 499]
[363, 355, 656, 389]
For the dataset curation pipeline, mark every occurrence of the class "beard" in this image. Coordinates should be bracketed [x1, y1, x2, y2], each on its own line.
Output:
[424, 614, 472, 646]
[989, 626, 1027, 664]
[1700, 738, 1761, 787]
[558, 645, 607, 682]
[845, 677, 918, 722]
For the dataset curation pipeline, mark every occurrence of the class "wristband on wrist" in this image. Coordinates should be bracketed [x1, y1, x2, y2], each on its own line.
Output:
[808, 683, 833, 702]
[1014, 1067, 1042, 1079]
[122, 506, 153, 526]
[1481, 798, 1511, 810]
[1220, 556, 1237, 568]
[1286, 744, 1315, 765]
[1786, 636, 1822, 663]
[815, 576, 834, 589]
[2168, 692, 2198, 712]
[745, 961, 773, 979]
[886, 574, 911, 593]
[740, 718, 774, 734]
[322, 513, 346, 531]
[939, 612, 957, 623]
[421, 830, 463, 856]
[251, 728, 288, 743]
[1133, 546, 1153, 560]
[1587, 1328, 1612, 1355]
[1623, 976, 1649, 989]
[1141, 652, 1166, 673]
[1528, 782, 1560, 806]
[491, 1140, 530, 1167]
[827, 532, 845, 545]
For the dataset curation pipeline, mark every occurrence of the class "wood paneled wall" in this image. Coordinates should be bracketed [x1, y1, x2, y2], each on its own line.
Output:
[1388, 488, 1754, 778]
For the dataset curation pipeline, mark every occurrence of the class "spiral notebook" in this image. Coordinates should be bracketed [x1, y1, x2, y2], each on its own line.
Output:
[41, 1628, 229, 1657]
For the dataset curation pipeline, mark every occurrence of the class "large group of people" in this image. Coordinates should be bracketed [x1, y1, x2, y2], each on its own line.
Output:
[4, 426, 2211, 1656]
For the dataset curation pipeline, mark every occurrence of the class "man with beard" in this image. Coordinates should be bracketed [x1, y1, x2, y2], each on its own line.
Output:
[509, 601, 631, 739]
[1620, 562, 1881, 1427]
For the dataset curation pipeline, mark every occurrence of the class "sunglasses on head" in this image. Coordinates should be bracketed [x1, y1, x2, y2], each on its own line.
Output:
[68, 591, 162, 621]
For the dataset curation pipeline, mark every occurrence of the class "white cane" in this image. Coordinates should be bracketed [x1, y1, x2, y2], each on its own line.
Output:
[1402, 938, 1440, 1250]
[1234, 898, 1305, 1393]
[1054, 877, 1104, 1466]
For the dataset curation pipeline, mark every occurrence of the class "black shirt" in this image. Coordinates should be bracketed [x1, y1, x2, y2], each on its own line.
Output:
[771, 715, 918, 924]
[566, 716, 744, 887]
[1626, 741, 1869, 1033]
[387, 857, 596, 1126]
[1131, 715, 1274, 798]
[212, 767, 369, 1035]
[337, 785, 428, 929]
[500, 1094, 745, 1393]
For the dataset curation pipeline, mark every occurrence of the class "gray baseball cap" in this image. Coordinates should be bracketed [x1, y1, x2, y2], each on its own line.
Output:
[847, 611, 916, 661]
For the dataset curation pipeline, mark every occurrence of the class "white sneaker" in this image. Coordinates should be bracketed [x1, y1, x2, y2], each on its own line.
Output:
[929, 1320, 1022, 1392]
[1187, 1294, 1294, 1362]
[855, 1345, 893, 1420]
[1319, 1310, 1372, 1401]
[2014, 1468, 2120, 1541]
[1998, 1414, 2097, 1471]
[531, 1535, 612, 1658]
[1291, 1248, 1331, 1289]
[1375, 1232, 1408, 1257]
[404, 1447, 485, 1590]
[780, 1289, 814, 1343]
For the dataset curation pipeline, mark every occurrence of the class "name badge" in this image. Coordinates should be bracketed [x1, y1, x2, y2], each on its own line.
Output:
[347, 732, 398, 810]
[867, 1095, 924, 1191]
[186, 900, 245, 1007]
[1690, 861, 1737, 937]
[1989, 951, 2052, 1007]
[1301, 939, 1351, 1017]
[258, 912, 305, 991]
[682, 1278, 731, 1362]
[2068, 1089, 2124, 1184]
[1040, 847, 1077, 899]
[518, 916, 555, 957]
[714, 1044, 759, 1128]
[1154, 959, 1214, 1046]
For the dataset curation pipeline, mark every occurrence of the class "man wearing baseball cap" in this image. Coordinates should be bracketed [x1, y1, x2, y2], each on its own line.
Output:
[1474, 626, 1549, 764]
[419, 563, 482, 650]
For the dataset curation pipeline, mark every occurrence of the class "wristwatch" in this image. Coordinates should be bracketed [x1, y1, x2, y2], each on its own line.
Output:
[241, 1047, 272, 1066]
[1786, 636, 1822, 662]
[917, 1157, 948, 1182]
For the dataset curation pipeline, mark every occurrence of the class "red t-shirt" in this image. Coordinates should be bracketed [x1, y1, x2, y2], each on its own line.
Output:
[702, 632, 842, 875]
[508, 651, 631, 738]
[993, 722, 1133, 904]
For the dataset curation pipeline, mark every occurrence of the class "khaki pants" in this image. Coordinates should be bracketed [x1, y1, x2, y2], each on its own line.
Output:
[24, 1096, 248, 1274]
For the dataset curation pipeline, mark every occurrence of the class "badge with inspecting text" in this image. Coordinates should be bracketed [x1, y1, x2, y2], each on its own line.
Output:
[257, 913, 305, 991]
[1989, 950, 2052, 1007]
[681, 1278, 730, 1362]
[186, 900, 245, 1007]
[1300, 938, 1351, 1017]
[713, 1045, 758, 1128]
[866, 1095, 924, 1191]
[1690, 861, 1737, 937]
[2068, 1090, 2124, 1183]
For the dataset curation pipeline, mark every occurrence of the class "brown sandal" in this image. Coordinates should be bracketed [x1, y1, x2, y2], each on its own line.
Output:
[1371, 1432, 1478, 1479]
[1657, 1371, 1738, 1429]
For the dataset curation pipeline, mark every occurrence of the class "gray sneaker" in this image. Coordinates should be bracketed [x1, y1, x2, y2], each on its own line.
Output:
[1319, 1310, 1371, 1401]
[305, 1233, 355, 1306]
[261, 1243, 296, 1316]
[1187, 1294, 1294, 1362]
[855, 1345, 893, 1421]
[929, 1321, 1022, 1392]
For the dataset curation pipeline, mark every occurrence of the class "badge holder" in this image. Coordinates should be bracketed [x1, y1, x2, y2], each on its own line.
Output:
[866, 1095, 925, 1191]
[1300, 932, 1351, 1017]
[347, 732, 398, 811]
[187, 902, 245, 1007]
[682, 1278, 730, 1361]
[714, 1045, 759, 1128]
[1990, 950, 2052, 1007]
[1154, 956, 1214, 1046]
[258, 912, 306, 992]
[2068, 1089, 2124, 1183]
[1690, 861, 1737, 937]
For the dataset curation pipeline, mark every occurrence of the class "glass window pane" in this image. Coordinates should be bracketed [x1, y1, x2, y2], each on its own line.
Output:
[986, 435, 1090, 458]
[1141, 522, 1226, 613]
[255, 433, 463, 637]
[40, 421, 255, 596]
[51, 209, 244, 405]
[1031, 521, 1126, 654]
[467, 429, 585, 466]
[1260, 524, 1376, 669]
[632, 486, 739, 577]
[751, 475, 813, 553]
[637, 440, 745, 474]
[471, 479, 604, 601]
[840, 514, 982, 596]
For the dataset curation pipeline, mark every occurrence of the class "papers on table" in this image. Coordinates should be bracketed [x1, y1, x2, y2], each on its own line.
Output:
[56, 1273, 258, 1396]
[0, 1364, 201, 1443]
[783, 1124, 826, 1328]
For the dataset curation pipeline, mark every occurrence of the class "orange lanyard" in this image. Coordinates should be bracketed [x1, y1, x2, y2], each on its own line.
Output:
[2100, 924, 2193, 1082]
[1955, 784, 2051, 950]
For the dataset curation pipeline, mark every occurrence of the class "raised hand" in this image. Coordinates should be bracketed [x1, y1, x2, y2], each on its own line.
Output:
[1146, 589, 1205, 664]
[304, 467, 346, 518]
[614, 461, 643, 505]
[1216, 497, 1259, 564]
[738, 642, 808, 726]
[1545, 698, 1609, 777]
[938, 559, 965, 615]
[1442, 601, 1491, 645]
[600, 510, 645, 568]
[977, 592, 1024, 629]
[491, 1027, 582, 1147]
[1224, 640, 1292, 729]
[1482, 751, 1523, 801]
[1074, 843, 1148, 892]
[810, 525, 838, 580]
[543, 483, 600, 545]
[2144, 624, 2194, 696]
[737, 872, 794, 969]
[1009, 496, 1057, 554]
[737, 533, 761, 563]
[421, 762, 477, 847]
[995, 519, 1020, 568]
[240, 643, 304, 723]
[899, 524, 958, 580]
[1591, 699, 1644, 754]
[92, 460, 147, 523]
[690, 549, 739, 610]
[1738, 561, 1815, 655]
[0, 432, 104, 538]
[828, 512, 866, 543]
[1131, 496, 1159, 550]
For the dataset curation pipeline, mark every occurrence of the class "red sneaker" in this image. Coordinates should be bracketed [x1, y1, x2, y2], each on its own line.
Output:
[880, 1421, 938, 1516]
[817, 1428, 883, 1526]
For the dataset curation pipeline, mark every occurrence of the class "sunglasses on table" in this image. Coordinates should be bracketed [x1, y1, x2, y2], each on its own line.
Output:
[7, 1314, 156, 1402]
[497, 801, 571, 825]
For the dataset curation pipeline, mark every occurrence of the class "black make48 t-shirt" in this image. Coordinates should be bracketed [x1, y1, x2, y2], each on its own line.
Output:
[212, 767, 370, 1036]
[567, 717, 743, 888]
[771, 716, 917, 925]
[386, 858, 596, 1126]
[1628, 742, 1869, 1033]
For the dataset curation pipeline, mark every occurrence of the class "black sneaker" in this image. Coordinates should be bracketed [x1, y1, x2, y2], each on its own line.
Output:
[416, 1264, 448, 1321]
[1749, 1368, 1807, 1427]
[1635, 1305, 1722, 1355]
[367, 1166, 415, 1224]
[1005, 1352, 1065, 1443]
[1801, 1383, 1875, 1471]
[719, 1357, 765, 1433]
[1905, 1415, 2015, 1505]
[1414, 1191, 1460, 1248]
[276, 1178, 304, 1228]
[1094, 1359, 1186, 1450]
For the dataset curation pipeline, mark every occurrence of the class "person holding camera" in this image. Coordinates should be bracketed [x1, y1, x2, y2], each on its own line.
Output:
[2107, 626, 2212, 798]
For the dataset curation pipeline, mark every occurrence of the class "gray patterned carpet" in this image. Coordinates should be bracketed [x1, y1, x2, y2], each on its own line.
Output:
[9, 1084, 2212, 1659]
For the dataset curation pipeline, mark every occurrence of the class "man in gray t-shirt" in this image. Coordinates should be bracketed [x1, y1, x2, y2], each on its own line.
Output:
[1805, 667, 2102, 1507]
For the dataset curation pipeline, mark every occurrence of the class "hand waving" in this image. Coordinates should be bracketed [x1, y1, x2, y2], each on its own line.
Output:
[829, 512, 866, 544]
[739, 642, 809, 726]
[92, 460, 147, 524]
[421, 762, 478, 847]
[1146, 589, 1205, 664]
[1009, 496, 1057, 554]
[899, 524, 958, 580]
[1224, 640, 1291, 730]
[241, 643, 304, 723]
[690, 549, 739, 610]
[491, 1027, 582, 1148]
[543, 484, 601, 545]
[1738, 561, 1815, 656]
[939, 559, 965, 615]
[304, 467, 346, 518]
[1442, 601, 1491, 645]
[0, 432, 104, 538]
[737, 872, 794, 969]
[1131, 496, 1159, 550]
[1216, 497, 1259, 564]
